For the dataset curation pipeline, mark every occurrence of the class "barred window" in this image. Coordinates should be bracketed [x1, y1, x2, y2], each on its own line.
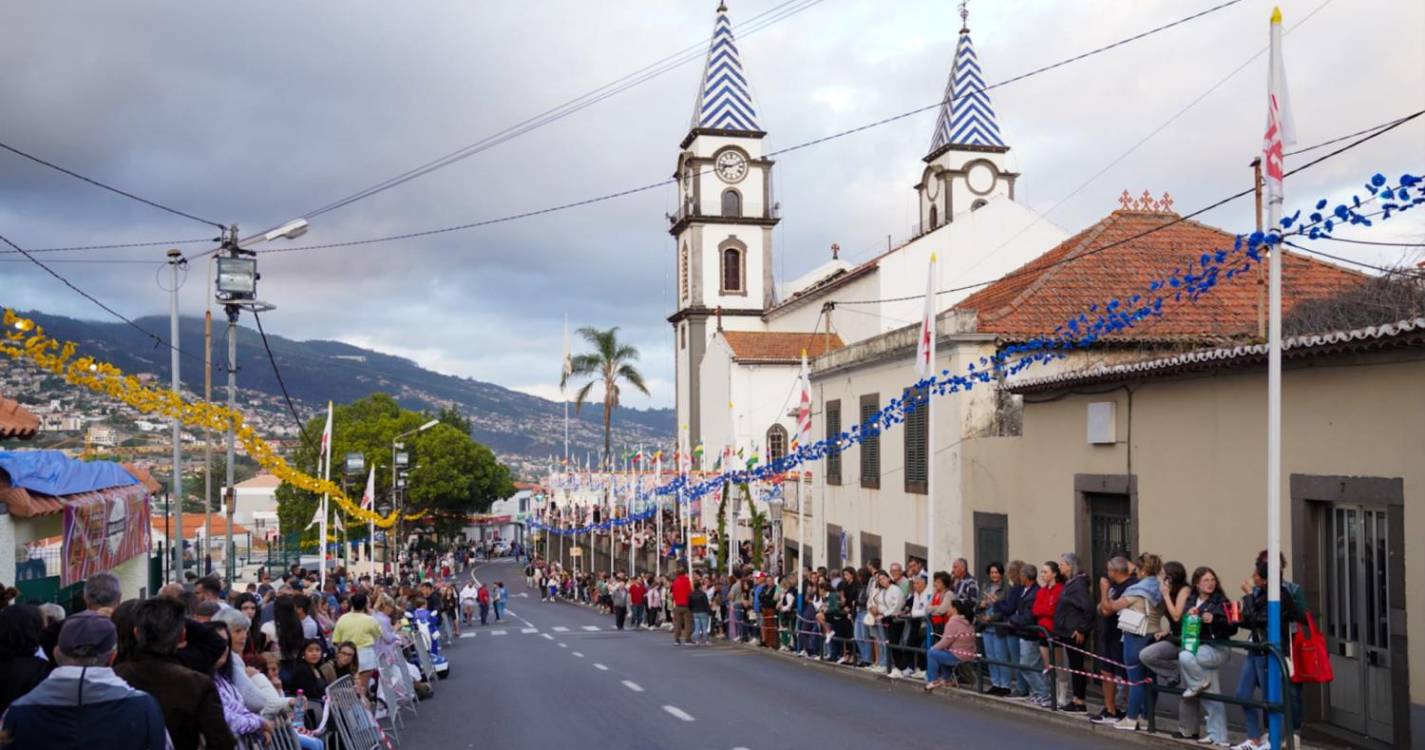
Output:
[722, 247, 744, 293]
[904, 386, 928, 494]
[766, 424, 787, 464]
[859, 394, 880, 490]
[825, 400, 842, 485]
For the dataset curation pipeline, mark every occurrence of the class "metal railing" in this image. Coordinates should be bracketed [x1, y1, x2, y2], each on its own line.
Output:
[1145, 639, 1295, 750]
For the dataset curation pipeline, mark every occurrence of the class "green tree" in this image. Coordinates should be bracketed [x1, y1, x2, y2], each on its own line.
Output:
[716, 490, 729, 570]
[562, 326, 649, 471]
[434, 405, 471, 435]
[275, 394, 513, 548]
[745, 483, 765, 570]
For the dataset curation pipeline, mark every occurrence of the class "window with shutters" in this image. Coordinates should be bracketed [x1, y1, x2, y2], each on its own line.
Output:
[904, 385, 928, 494]
[679, 244, 689, 303]
[859, 394, 880, 490]
[721, 188, 742, 217]
[825, 400, 842, 485]
[765, 424, 787, 464]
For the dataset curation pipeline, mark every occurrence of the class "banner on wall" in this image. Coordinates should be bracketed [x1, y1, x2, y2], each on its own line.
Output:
[61, 487, 151, 586]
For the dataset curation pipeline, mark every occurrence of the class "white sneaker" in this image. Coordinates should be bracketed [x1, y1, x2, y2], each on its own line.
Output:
[1112, 717, 1140, 731]
[889, 668, 903, 678]
[1230, 741, 1264, 750]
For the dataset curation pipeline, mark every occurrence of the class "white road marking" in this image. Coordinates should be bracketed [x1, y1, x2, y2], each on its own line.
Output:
[491, 629, 507, 636]
[661, 705, 695, 722]
[552, 626, 569, 632]
[558, 642, 568, 648]
[521, 627, 538, 634]
[459, 633, 476, 639]
[621, 680, 644, 692]
[572, 651, 584, 658]
[582, 625, 602, 631]
[593, 663, 609, 671]
[517, 592, 529, 598]
[541, 633, 554, 640]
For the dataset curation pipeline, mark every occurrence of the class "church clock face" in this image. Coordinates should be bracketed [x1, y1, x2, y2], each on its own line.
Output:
[715, 150, 748, 183]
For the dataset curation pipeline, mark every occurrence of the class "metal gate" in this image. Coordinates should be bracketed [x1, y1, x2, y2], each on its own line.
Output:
[1324, 505, 1393, 743]
[1086, 492, 1131, 582]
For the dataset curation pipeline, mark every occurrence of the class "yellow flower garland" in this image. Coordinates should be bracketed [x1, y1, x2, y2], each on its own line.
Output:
[2, 309, 422, 528]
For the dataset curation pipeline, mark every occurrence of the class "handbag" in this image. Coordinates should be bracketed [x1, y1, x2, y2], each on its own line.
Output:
[862, 612, 877, 627]
[1291, 612, 1334, 684]
[1117, 606, 1149, 636]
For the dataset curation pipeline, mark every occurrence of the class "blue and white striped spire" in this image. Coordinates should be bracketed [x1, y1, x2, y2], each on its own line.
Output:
[691, 2, 761, 133]
[928, 3, 1005, 153]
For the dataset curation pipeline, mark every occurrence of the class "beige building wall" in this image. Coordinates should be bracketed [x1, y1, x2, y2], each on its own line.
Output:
[966, 352, 1424, 729]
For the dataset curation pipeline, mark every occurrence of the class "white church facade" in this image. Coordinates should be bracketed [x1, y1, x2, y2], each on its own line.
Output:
[670, 0, 1067, 570]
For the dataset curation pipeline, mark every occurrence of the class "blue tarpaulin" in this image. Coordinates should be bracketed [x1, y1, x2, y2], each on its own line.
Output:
[0, 450, 137, 497]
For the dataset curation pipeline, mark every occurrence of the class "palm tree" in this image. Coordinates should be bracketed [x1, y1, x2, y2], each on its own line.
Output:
[562, 326, 650, 470]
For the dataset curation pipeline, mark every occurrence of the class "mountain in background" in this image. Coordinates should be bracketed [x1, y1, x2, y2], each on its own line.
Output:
[13, 309, 675, 472]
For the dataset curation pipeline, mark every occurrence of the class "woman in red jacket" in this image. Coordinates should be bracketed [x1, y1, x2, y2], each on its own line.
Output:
[1032, 560, 1066, 701]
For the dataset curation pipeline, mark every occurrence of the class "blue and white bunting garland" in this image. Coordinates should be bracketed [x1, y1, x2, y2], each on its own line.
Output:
[531, 171, 1424, 538]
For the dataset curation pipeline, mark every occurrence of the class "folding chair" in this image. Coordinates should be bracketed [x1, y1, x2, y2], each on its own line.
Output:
[326, 675, 386, 750]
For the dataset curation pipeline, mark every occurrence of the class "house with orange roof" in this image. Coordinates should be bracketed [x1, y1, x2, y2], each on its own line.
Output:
[799, 199, 1366, 578]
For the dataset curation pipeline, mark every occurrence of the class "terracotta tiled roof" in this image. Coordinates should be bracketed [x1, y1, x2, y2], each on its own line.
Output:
[954, 210, 1366, 341]
[152, 513, 251, 539]
[236, 473, 281, 489]
[721, 331, 845, 363]
[0, 397, 39, 440]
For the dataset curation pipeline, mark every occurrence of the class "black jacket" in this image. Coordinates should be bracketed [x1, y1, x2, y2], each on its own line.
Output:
[1009, 582, 1040, 632]
[114, 652, 233, 750]
[1053, 573, 1097, 638]
[1241, 584, 1299, 653]
[1186, 592, 1238, 642]
[0, 655, 49, 714]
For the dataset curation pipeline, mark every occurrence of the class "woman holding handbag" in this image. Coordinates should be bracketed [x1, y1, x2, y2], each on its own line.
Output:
[1107, 553, 1165, 731]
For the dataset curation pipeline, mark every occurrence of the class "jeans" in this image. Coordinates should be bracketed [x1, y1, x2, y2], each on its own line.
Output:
[853, 610, 872, 664]
[982, 629, 1012, 689]
[730, 606, 744, 640]
[613, 605, 627, 630]
[479, 603, 489, 625]
[927, 648, 961, 683]
[1235, 651, 1270, 739]
[1018, 637, 1049, 700]
[692, 612, 710, 643]
[494, 601, 505, 621]
[874, 623, 891, 668]
[630, 604, 645, 628]
[1179, 644, 1229, 743]
[1123, 633, 1151, 720]
[1003, 633, 1026, 694]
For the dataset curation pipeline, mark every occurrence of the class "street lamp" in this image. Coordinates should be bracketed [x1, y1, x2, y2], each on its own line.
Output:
[390, 419, 439, 563]
[216, 218, 308, 583]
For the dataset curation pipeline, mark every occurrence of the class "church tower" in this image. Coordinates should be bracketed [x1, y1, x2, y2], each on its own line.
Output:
[915, 3, 1018, 233]
[670, 1, 778, 451]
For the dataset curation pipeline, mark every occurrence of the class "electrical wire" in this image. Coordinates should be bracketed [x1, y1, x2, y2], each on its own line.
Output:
[295, 0, 826, 224]
[251, 309, 319, 452]
[0, 238, 216, 255]
[0, 230, 202, 363]
[1320, 236, 1425, 248]
[249, 0, 1248, 258]
[833, 110, 1425, 306]
[0, 141, 225, 229]
[1284, 241, 1425, 277]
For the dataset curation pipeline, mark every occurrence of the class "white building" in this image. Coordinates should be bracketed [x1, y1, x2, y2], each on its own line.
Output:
[672, 4, 1066, 526]
[228, 473, 280, 527]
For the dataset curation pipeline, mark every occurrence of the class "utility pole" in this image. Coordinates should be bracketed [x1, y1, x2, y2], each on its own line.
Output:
[204, 308, 213, 576]
[167, 249, 185, 584]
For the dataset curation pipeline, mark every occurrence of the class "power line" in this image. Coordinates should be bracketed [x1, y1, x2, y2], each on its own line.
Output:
[0, 141, 225, 229]
[0, 230, 201, 363]
[251, 309, 318, 452]
[252, 0, 1247, 258]
[1284, 115, 1417, 157]
[1320, 235, 1425, 248]
[1285, 241, 1425, 277]
[0, 237, 216, 255]
[835, 111, 1425, 306]
[296, 0, 826, 223]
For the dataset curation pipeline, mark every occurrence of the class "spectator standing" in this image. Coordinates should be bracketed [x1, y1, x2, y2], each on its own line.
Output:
[1052, 553, 1095, 713]
[83, 572, 122, 616]
[0, 604, 49, 714]
[901, 574, 930, 677]
[950, 558, 980, 609]
[670, 568, 693, 645]
[976, 563, 1013, 695]
[1110, 553, 1166, 732]
[1009, 562, 1050, 707]
[114, 597, 234, 750]
[495, 582, 509, 622]
[1032, 561, 1066, 706]
[1, 611, 168, 750]
[870, 570, 906, 676]
[688, 574, 711, 645]
[610, 575, 629, 631]
[332, 592, 382, 695]
[1234, 559, 1301, 750]
[1092, 556, 1137, 724]
[628, 576, 647, 629]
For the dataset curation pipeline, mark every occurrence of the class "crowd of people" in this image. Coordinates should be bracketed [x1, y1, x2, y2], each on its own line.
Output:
[0, 546, 480, 750]
[532, 548, 1307, 750]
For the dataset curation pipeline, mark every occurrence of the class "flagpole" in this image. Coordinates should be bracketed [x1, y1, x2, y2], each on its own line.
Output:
[656, 455, 663, 577]
[319, 401, 332, 592]
[1264, 8, 1289, 749]
[925, 253, 939, 649]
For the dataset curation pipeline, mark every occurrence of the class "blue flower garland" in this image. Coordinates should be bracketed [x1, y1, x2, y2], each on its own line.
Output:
[533, 171, 1424, 537]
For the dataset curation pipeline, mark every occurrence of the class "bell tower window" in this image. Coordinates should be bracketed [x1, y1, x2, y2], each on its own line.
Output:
[721, 245, 745, 294]
[928, 205, 939, 231]
[680, 244, 690, 303]
[721, 189, 742, 218]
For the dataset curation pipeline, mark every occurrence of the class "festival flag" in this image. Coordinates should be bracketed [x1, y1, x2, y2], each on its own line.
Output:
[1262, 6, 1296, 204]
[304, 502, 323, 531]
[916, 254, 938, 377]
[693, 443, 704, 469]
[360, 465, 376, 510]
[745, 446, 759, 470]
[319, 401, 333, 465]
[332, 511, 345, 533]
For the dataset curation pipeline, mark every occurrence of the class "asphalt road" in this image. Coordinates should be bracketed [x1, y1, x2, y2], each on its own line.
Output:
[393, 561, 1148, 750]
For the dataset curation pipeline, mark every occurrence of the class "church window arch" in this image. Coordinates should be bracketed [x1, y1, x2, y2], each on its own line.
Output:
[721, 188, 743, 218]
[928, 205, 939, 231]
[766, 424, 788, 464]
[720, 242, 746, 295]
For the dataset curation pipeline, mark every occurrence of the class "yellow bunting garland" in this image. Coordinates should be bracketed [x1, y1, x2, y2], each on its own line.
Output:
[2, 309, 423, 529]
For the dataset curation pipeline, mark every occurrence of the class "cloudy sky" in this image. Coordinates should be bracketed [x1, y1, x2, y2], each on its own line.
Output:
[3, 0, 1422, 409]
